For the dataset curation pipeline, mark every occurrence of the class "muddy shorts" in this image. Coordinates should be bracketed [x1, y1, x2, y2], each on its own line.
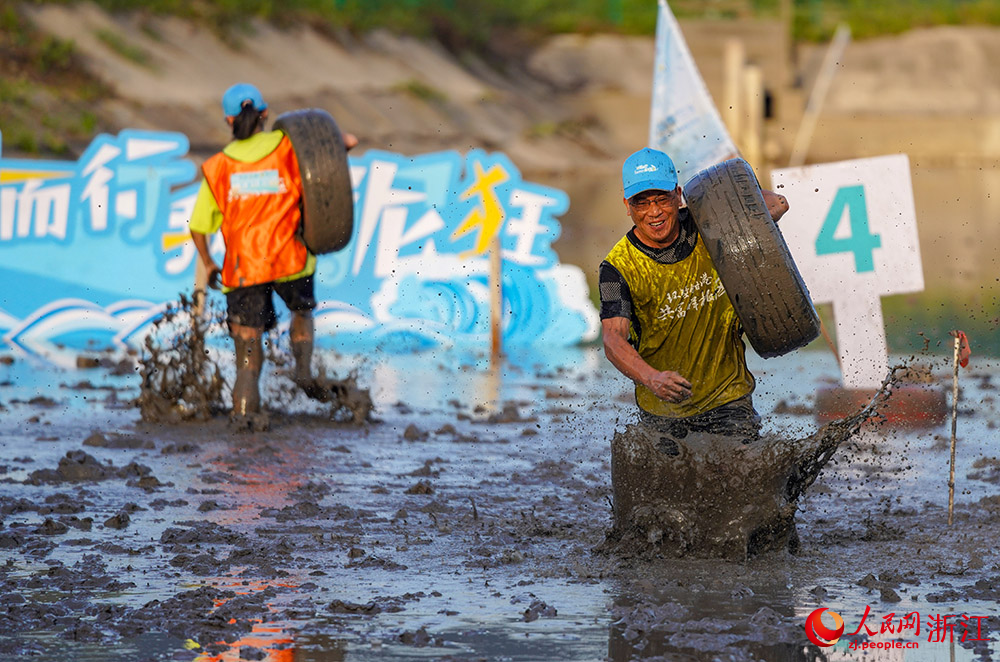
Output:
[639, 394, 762, 448]
[225, 275, 316, 332]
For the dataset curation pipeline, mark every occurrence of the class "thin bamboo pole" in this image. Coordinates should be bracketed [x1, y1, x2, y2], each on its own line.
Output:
[193, 258, 208, 319]
[788, 24, 851, 168]
[947, 334, 960, 526]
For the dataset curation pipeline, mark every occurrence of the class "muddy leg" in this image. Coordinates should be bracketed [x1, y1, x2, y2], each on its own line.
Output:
[290, 311, 314, 386]
[232, 325, 264, 416]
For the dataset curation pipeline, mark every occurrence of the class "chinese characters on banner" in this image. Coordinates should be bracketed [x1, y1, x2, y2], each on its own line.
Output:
[0, 132, 599, 363]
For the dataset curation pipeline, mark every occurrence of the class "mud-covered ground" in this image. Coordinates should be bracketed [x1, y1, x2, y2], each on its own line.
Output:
[1, 345, 999, 661]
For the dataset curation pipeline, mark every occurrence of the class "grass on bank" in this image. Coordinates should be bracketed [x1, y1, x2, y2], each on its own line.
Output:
[0, 0, 108, 155]
[27, 0, 1000, 46]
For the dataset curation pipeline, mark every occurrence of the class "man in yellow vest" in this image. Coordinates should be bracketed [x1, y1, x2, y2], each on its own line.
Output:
[600, 147, 788, 443]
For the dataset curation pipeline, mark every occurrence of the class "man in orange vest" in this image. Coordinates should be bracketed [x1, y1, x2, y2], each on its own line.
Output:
[189, 83, 358, 427]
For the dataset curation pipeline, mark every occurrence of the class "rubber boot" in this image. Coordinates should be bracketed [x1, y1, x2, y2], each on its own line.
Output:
[232, 335, 263, 416]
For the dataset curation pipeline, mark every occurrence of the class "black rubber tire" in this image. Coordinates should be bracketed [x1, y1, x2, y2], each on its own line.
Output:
[683, 158, 820, 358]
[273, 109, 354, 254]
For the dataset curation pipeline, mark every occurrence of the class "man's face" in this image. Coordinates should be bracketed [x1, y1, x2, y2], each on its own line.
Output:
[624, 187, 682, 248]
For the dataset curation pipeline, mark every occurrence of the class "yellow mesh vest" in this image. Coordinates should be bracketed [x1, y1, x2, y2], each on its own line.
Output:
[605, 233, 755, 418]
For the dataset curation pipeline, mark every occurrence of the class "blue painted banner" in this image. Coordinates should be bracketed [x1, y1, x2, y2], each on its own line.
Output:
[0, 130, 599, 364]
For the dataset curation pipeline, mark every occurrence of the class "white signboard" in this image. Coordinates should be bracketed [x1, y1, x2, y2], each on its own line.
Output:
[772, 154, 923, 389]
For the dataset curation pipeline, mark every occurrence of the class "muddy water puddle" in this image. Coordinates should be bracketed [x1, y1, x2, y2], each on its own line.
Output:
[2, 346, 999, 661]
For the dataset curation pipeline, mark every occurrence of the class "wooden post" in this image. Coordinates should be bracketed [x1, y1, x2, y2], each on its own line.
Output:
[193, 258, 208, 319]
[742, 63, 763, 170]
[947, 334, 961, 526]
[489, 232, 503, 366]
[723, 39, 745, 142]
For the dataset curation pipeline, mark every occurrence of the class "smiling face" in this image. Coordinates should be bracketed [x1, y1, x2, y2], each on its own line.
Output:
[624, 187, 682, 249]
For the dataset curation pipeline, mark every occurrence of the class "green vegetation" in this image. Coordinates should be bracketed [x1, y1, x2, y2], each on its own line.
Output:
[0, 0, 108, 156]
[32, 0, 1000, 46]
[95, 27, 155, 67]
[882, 289, 1000, 359]
[38, 35, 75, 70]
[528, 117, 598, 140]
[794, 0, 1000, 41]
[393, 79, 447, 103]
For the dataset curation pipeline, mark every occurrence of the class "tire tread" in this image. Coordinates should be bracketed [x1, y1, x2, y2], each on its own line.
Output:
[273, 109, 354, 255]
[684, 158, 819, 358]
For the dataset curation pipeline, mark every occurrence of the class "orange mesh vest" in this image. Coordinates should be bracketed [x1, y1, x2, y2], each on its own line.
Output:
[202, 136, 306, 288]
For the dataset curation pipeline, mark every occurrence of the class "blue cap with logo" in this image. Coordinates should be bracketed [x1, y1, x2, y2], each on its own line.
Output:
[622, 147, 678, 200]
[222, 83, 267, 117]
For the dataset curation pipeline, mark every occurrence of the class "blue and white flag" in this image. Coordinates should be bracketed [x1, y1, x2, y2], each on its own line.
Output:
[649, 0, 738, 183]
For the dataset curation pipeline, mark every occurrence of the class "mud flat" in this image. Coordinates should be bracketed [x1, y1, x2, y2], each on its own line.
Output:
[1, 346, 999, 660]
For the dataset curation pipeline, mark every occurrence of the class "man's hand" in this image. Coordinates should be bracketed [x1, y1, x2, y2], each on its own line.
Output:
[603, 316, 695, 403]
[644, 370, 693, 403]
[762, 189, 789, 222]
[206, 263, 222, 290]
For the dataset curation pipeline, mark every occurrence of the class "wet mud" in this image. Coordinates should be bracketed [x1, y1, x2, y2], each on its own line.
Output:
[606, 370, 899, 561]
[1, 348, 999, 660]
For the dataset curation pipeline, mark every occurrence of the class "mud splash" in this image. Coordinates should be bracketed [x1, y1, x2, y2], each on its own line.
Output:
[604, 366, 908, 561]
[136, 294, 372, 425]
[137, 294, 226, 423]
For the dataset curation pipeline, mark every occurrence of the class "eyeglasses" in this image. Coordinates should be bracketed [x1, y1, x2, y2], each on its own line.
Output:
[629, 192, 678, 212]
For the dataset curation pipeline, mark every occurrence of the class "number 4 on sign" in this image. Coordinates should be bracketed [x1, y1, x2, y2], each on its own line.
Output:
[772, 155, 925, 390]
[815, 185, 882, 273]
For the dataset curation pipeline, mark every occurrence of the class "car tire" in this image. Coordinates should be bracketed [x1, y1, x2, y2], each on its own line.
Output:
[683, 158, 820, 358]
[273, 109, 354, 254]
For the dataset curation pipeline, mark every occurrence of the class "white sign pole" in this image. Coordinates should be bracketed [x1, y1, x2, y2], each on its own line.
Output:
[832, 290, 889, 388]
[773, 154, 923, 389]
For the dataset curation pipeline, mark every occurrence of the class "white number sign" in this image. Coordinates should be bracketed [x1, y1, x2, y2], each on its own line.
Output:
[772, 154, 924, 389]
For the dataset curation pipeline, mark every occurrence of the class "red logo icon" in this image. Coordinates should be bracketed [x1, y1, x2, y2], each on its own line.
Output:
[805, 607, 844, 647]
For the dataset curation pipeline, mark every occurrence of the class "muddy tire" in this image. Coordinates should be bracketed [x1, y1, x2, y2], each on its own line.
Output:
[683, 158, 820, 358]
[273, 109, 354, 254]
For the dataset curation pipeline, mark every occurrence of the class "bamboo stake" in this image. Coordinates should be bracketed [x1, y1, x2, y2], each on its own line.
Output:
[722, 39, 745, 141]
[947, 334, 960, 526]
[193, 258, 208, 320]
[816, 309, 842, 372]
[489, 231, 503, 367]
[788, 24, 851, 168]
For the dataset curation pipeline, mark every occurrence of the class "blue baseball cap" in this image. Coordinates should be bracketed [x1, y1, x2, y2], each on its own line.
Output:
[622, 147, 678, 200]
[221, 83, 267, 117]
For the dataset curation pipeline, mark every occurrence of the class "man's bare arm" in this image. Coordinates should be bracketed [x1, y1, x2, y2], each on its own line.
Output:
[602, 317, 692, 403]
[190, 231, 221, 284]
